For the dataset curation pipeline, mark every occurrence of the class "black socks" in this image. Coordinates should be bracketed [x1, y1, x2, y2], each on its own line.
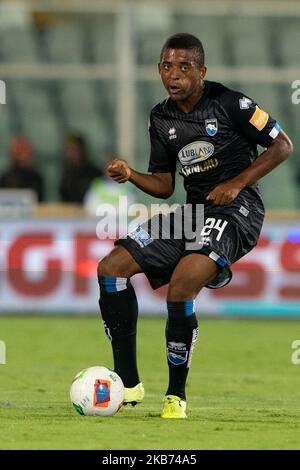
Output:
[98, 275, 140, 388]
[99, 276, 198, 398]
[166, 300, 199, 400]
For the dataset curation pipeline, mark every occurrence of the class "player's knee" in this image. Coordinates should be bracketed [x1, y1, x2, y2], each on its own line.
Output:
[97, 256, 110, 277]
[167, 283, 195, 302]
[98, 247, 139, 278]
[167, 279, 204, 301]
[97, 253, 122, 277]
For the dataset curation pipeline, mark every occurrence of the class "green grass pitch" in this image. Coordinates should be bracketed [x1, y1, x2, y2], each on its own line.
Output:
[0, 315, 300, 450]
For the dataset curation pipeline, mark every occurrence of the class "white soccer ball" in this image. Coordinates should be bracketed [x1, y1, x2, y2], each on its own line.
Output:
[70, 366, 124, 417]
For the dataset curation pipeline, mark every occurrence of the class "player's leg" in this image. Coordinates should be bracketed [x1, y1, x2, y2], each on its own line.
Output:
[98, 246, 144, 403]
[100, 209, 185, 405]
[161, 253, 217, 418]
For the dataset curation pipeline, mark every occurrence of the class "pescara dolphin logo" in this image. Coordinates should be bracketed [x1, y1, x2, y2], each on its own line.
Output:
[205, 119, 218, 136]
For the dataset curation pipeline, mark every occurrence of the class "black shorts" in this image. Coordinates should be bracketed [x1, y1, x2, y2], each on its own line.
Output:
[115, 191, 265, 290]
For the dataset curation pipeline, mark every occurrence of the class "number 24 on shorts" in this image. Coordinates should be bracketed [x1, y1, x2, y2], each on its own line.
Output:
[201, 218, 228, 241]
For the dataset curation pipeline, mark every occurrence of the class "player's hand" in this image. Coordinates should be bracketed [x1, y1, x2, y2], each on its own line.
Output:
[206, 181, 242, 205]
[106, 159, 131, 183]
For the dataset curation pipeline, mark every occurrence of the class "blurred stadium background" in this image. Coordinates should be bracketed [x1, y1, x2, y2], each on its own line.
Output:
[0, 0, 300, 316]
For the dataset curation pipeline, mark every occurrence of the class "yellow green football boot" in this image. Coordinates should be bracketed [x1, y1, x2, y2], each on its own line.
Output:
[123, 382, 145, 406]
[161, 395, 187, 419]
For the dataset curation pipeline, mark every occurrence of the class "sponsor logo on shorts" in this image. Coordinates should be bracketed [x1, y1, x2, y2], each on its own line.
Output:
[128, 226, 153, 248]
[249, 106, 269, 131]
[200, 236, 211, 246]
[178, 141, 214, 165]
[205, 119, 218, 136]
[239, 206, 249, 217]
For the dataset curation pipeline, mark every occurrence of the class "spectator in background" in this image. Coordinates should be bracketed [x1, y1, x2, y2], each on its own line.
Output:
[59, 133, 104, 203]
[0, 136, 44, 202]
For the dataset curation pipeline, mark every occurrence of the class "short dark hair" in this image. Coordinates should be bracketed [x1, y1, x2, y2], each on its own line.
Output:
[160, 33, 205, 67]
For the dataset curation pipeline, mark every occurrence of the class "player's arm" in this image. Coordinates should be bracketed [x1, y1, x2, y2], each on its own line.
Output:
[107, 111, 175, 199]
[207, 92, 293, 205]
[107, 159, 174, 199]
[207, 130, 293, 205]
[227, 130, 292, 188]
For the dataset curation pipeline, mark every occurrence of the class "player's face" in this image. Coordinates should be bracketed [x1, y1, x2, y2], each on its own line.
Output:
[159, 49, 207, 104]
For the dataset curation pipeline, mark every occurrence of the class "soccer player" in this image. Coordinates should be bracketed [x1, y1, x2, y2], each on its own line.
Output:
[97, 33, 293, 418]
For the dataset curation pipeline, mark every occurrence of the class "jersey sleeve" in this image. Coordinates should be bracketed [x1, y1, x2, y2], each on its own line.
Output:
[222, 90, 281, 148]
[147, 112, 175, 174]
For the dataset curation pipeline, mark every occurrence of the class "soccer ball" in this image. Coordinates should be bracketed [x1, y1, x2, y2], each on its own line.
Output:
[70, 366, 124, 417]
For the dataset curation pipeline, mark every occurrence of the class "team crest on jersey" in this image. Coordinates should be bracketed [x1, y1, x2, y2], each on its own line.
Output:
[205, 119, 218, 136]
